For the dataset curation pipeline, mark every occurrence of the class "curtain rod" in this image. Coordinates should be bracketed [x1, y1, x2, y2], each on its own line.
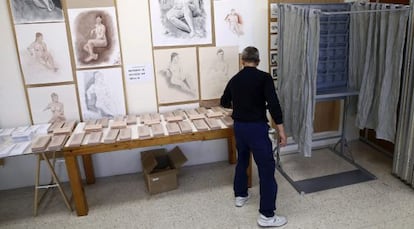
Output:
[318, 6, 411, 15]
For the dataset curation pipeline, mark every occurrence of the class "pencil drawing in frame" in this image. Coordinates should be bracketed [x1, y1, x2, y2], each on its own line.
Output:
[270, 34, 278, 50]
[270, 50, 278, 66]
[153, 47, 199, 104]
[270, 66, 278, 80]
[270, 3, 279, 19]
[14, 23, 73, 85]
[9, 0, 64, 24]
[76, 67, 126, 120]
[198, 46, 239, 100]
[149, 0, 213, 47]
[68, 7, 121, 69]
[27, 84, 80, 124]
[270, 21, 278, 34]
[213, 0, 255, 52]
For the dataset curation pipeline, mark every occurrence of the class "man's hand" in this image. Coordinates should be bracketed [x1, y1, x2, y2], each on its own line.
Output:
[275, 124, 287, 147]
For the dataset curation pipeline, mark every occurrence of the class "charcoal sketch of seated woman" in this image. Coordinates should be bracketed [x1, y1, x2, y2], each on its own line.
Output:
[27, 32, 58, 72]
[83, 15, 108, 63]
[43, 92, 66, 123]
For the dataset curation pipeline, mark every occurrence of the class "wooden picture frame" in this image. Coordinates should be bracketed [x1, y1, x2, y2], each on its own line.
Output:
[270, 66, 278, 80]
[27, 84, 80, 124]
[9, 0, 64, 24]
[270, 21, 278, 34]
[153, 47, 199, 104]
[149, 0, 213, 47]
[76, 67, 126, 120]
[14, 23, 73, 85]
[198, 46, 239, 100]
[270, 50, 278, 66]
[270, 34, 278, 50]
[270, 3, 278, 19]
[67, 6, 121, 69]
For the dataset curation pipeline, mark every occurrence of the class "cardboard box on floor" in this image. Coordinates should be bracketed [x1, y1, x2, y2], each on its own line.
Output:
[140, 146, 187, 194]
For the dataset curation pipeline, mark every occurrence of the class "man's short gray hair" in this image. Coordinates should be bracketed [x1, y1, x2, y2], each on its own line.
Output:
[241, 46, 260, 63]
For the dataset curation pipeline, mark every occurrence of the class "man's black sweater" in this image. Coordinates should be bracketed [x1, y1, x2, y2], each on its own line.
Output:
[220, 66, 283, 124]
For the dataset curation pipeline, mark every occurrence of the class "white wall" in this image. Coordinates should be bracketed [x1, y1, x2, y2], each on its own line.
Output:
[0, 0, 37, 190]
[0, 2, 31, 127]
[116, 0, 158, 114]
[0, 0, 269, 190]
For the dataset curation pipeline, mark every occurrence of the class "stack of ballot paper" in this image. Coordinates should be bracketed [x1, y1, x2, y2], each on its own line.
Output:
[47, 121, 65, 133]
[96, 117, 109, 128]
[178, 120, 193, 134]
[185, 109, 205, 120]
[206, 111, 223, 118]
[118, 128, 132, 141]
[84, 123, 103, 132]
[205, 118, 221, 130]
[111, 120, 127, 129]
[47, 135, 68, 151]
[8, 141, 31, 157]
[150, 123, 165, 137]
[11, 126, 35, 142]
[126, 115, 137, 125]
[166, 122, 180, 135]
[104, 129, 119, 143]
[31, 136, 52, 153]
[138, 125, 151, 139]
[163, 112, 184, 122]
[140, 113, 161, 125]
[196, 107, 208, 114]
[0, 144, 15, 158]
[67, 132, 86, 147]
[0, 128, 14, 138]
[220, 116, 234, 127]
[86, 132, 103, 145]
[193, 119, 209, 131]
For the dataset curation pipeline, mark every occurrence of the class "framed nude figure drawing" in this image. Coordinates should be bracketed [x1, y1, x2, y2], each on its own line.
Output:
[14, 23, 73, 85]
[153, 47, 199, 104]
[149, 0, 213, 47]
[68, 7, 121, 69]
[213, 0, 254, 52]
[9, 0, 64, 24]
[198, 46, 239, 100]
[76, 67, 126, 120]
[27, 84, 80, 124]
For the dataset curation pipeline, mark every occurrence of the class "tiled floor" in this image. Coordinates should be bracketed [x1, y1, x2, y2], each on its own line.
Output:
[0, 141, 413, 229]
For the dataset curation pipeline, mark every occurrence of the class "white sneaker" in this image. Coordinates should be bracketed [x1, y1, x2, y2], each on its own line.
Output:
[257, 214, 287, 227]
[234, 194, 250, 207]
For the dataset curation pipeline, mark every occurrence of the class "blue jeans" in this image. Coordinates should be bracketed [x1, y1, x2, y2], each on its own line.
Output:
[233, 121, 277, 217]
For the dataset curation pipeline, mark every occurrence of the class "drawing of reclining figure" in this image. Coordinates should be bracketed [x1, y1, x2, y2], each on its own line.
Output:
[165, 0, 203, 37]
[159, 52, 196, 96]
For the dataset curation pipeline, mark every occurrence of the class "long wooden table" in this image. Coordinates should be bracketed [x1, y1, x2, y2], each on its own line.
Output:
[63, 127, 252, 216]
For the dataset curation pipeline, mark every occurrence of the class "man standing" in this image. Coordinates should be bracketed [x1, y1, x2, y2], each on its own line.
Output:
[220, 46, 287, 227]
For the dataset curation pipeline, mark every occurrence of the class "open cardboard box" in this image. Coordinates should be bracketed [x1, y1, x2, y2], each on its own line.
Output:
[140, 146, 187, 194]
